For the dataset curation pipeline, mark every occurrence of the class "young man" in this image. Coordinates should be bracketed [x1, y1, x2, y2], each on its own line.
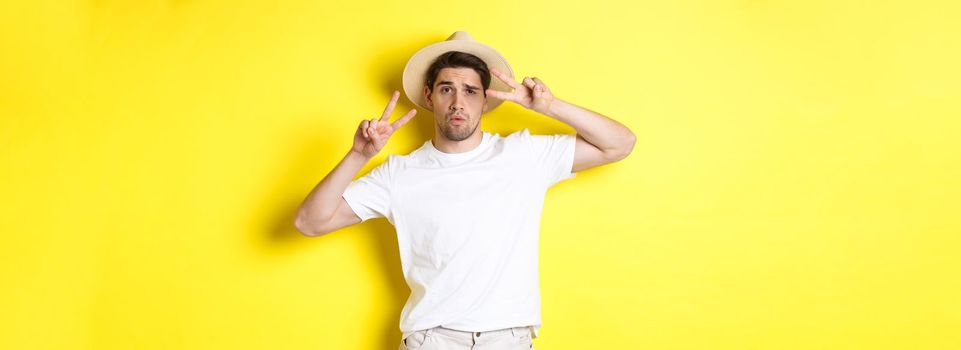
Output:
[294, 31, 635, 350]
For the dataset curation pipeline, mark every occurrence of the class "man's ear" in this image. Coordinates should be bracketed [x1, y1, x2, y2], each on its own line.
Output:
[423, 86, 433, 110]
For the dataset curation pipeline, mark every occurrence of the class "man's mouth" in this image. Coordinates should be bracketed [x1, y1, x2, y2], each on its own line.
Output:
[450, 115, 467, 125]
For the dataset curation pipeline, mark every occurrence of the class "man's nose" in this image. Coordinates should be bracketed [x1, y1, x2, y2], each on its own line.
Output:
[450, 92, 465, 110]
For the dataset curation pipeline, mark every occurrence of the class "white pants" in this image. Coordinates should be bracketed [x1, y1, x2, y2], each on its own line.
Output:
[400, 326, 534, 350]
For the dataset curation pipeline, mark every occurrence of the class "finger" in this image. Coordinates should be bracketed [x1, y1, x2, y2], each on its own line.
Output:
[391, 109, 417, 130]
[531, 77, 548, 92]
[486, 89, 512, 101]
[490, 67, 523, 90]
[380, 91, 400, 121]
[522, 77, 536, 89]
[361, 120, 370, 138]
[370, 121, 384, 141]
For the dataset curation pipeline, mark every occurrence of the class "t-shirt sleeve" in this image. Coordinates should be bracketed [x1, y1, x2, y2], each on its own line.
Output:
[526, 129, 578, 186]
[341, 157, 392, 223]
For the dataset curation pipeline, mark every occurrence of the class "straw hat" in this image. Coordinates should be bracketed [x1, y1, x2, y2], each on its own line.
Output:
[402, 31, 514, 114]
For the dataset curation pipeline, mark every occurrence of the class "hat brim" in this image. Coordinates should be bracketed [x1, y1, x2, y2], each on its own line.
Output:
[402, 39, 514, 115]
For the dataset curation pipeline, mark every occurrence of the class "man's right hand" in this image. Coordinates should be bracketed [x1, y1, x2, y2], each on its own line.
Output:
[352, 91, 418, 159]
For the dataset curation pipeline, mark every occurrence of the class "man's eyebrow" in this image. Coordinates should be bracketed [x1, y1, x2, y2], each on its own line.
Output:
[436, 81, 480, 90]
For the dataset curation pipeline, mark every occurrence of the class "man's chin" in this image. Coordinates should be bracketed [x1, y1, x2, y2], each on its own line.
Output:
[442, 126, 476, 142]
[445, 133, 471, 142]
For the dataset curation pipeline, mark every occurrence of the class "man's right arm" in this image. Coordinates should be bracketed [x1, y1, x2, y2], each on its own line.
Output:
[293, 91, 417, 237]
[294, 149, 370, 236]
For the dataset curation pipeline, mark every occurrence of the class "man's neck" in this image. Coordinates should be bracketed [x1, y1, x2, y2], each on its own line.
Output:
[431, 130, 483, 154]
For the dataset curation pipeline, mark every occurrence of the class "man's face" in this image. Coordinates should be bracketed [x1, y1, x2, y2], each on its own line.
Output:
[424, 67, 487, 142]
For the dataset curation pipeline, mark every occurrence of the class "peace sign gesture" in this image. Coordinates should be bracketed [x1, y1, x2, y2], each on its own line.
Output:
[352, 91, 417, 158]
[485, 67, 556, 115]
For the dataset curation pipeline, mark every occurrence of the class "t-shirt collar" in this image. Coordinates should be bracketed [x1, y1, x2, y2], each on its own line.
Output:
[425, 132, 491, 163]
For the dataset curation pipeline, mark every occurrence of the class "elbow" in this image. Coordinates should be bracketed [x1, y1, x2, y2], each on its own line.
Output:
[607, 132, 636, 162]
[294, 217, 319, 237]
[294, 215, 330, 238]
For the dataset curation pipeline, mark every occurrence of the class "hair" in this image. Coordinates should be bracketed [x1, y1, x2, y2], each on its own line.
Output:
[424, 51, 491, 95]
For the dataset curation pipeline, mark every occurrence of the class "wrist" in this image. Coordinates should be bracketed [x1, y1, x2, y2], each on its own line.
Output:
[347, 148, 373, 162]
[544, 98, 565, 119]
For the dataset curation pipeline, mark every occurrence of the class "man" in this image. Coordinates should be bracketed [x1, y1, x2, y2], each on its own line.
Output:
[294, 31, 635, 350]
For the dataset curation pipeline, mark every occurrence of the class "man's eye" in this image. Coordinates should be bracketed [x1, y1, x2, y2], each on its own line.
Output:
[442, 87, 451, 93]
[467, 90, 476, 94]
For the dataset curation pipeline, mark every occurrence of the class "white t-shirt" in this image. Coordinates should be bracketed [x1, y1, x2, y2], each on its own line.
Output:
[342, 128, 577, 340]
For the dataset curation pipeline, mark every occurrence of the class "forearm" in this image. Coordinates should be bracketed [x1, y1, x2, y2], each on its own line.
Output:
[545, 98, 635, 156]
[295, 149, 371, 228]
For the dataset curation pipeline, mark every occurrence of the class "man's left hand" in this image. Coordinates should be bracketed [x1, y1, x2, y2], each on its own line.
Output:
[486, 67, 556, 116]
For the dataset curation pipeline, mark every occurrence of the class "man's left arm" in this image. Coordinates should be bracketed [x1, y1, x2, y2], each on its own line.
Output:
[487, 67, 637, 172]
[544, 98, 636, 172]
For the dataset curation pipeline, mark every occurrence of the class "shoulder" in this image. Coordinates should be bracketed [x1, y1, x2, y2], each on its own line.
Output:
[498, 128, 534, 149]
[502, 128, 575, 147]
[382, 142, 431, 168]
[503, 128, 571, 140]
[504, 128, 533, 140]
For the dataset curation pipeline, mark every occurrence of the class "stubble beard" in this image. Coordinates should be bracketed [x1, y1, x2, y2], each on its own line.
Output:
[439, 114, 479, 142]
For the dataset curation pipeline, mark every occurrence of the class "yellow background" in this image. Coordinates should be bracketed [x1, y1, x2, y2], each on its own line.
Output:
[2, 0, 959, 349]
